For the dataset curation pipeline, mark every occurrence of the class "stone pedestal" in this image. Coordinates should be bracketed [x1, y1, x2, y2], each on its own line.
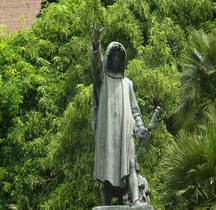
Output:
[93, 206, 130, 210]
[92, 204, 154, 210]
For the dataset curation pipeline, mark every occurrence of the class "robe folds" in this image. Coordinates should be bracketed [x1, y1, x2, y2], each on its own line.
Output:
[91, 42, 144, 188]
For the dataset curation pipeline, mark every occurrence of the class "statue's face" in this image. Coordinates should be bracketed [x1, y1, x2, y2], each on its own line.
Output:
[108, 49, 123, 74]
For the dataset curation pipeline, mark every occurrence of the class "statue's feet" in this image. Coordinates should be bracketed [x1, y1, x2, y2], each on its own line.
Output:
[133, 199, 144, 207]
[133, 200, 154, 210]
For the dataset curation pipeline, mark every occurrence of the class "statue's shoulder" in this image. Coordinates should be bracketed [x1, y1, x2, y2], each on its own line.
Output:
[124, 77, 133, 90]
[124, 77, 132, 84]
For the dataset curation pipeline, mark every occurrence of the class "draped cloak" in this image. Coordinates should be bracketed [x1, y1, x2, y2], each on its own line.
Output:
[91, 42, 144, 188]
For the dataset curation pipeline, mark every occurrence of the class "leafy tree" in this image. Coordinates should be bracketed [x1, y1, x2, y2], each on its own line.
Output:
[39, 84, 100, 209]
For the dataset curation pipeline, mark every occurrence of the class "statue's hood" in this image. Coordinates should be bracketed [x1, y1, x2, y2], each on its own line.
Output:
[104, 42, 126, 79]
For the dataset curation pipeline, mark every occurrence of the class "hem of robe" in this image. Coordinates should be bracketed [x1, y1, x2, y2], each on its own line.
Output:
[94, 175, 129, 188]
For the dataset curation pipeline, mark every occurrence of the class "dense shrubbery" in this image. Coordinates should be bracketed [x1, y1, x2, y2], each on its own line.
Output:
[0, 0, 215, 209]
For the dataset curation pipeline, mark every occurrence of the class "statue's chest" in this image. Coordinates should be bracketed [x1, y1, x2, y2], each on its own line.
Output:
[100, 76, 130, 116]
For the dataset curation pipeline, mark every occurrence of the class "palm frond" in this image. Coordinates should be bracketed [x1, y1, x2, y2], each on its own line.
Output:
[172, 30, 216, 132]
[158, 126, 216, 209]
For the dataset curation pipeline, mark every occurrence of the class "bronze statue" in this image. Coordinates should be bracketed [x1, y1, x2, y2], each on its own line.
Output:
[91, 25, 151, 208]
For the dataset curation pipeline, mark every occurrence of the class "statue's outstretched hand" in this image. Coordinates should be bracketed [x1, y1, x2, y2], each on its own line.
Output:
[91, 23, 104, 49]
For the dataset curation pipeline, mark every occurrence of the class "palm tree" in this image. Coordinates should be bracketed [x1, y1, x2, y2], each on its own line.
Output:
[158, 30, 216, 209]
[158, 126, 216, 209]
[172, 30, 216, 132]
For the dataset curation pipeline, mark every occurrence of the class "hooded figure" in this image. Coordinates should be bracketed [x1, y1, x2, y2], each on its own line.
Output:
[91, 41, 145, 204]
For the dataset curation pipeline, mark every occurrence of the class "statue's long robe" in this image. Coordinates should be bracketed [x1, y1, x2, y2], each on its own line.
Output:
[91, 42, 143, 188]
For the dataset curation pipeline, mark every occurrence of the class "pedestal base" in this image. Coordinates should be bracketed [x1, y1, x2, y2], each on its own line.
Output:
[93, 206, 130, 210]
[92, 204, 154, 210]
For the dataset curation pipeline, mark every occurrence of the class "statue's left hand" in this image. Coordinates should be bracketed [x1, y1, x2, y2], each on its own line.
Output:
[141, 128, 151, 141]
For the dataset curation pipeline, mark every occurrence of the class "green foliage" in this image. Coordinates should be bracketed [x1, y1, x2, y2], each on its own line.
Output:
[40, 84, 100, 209]
[158, 126, 216, 209]
[151, 0, 214, 28]
[173, 30, 216, 132]
[161, 29, 216, 209]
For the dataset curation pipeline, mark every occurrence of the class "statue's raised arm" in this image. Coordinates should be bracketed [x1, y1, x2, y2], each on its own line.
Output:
[91, 24, 104, 88]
